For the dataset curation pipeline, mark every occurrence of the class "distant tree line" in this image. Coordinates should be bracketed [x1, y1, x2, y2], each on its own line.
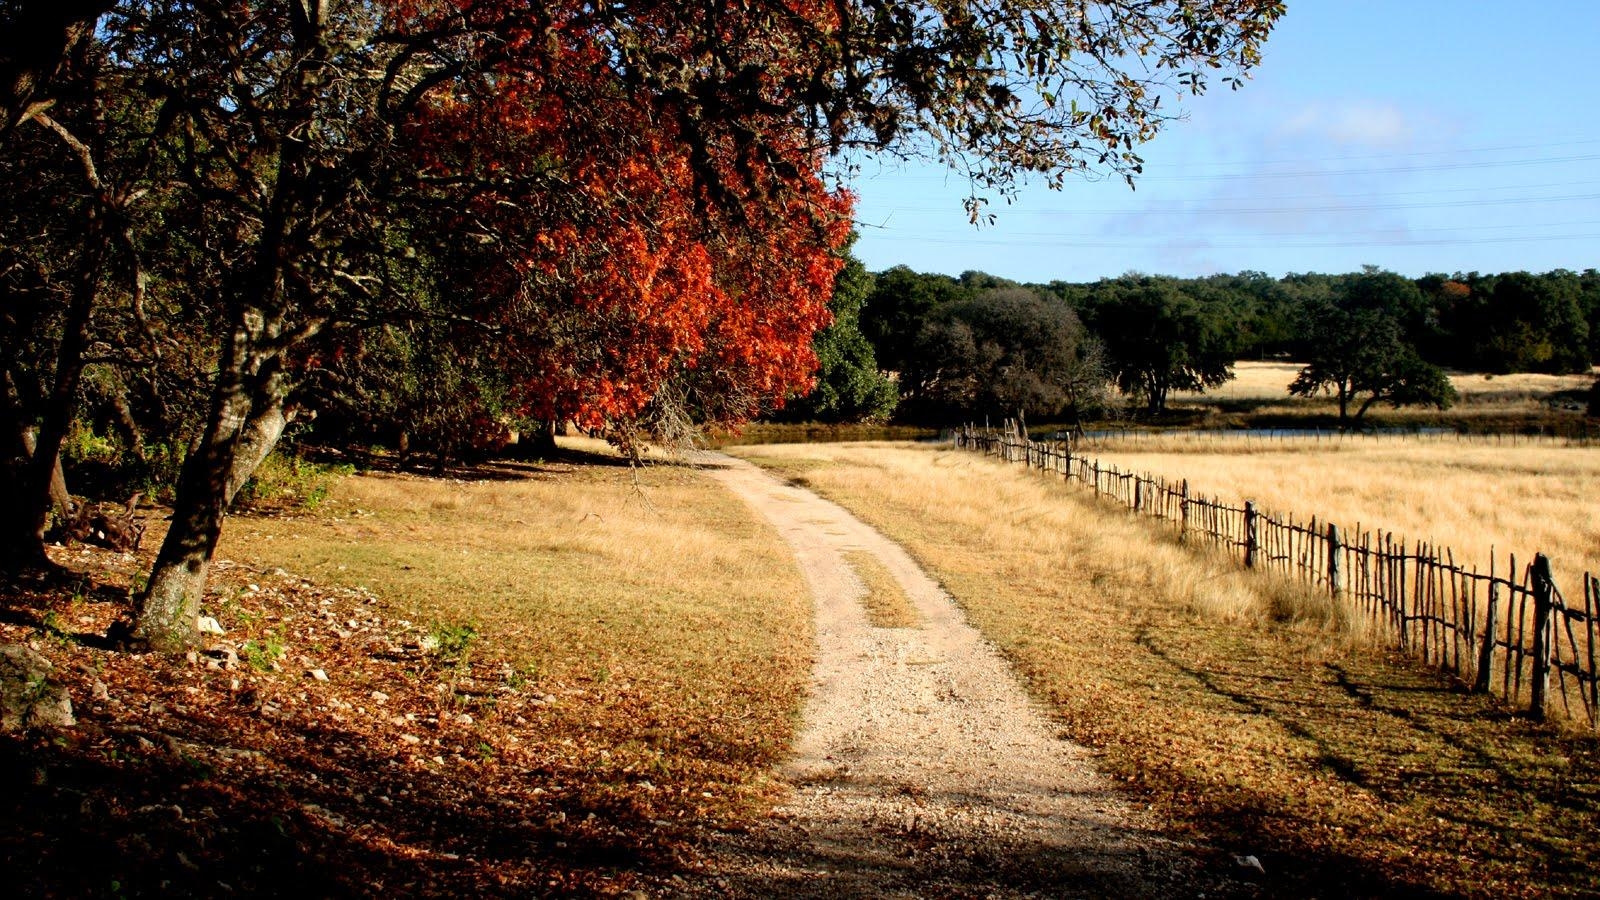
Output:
[796, 264, 1599, 426]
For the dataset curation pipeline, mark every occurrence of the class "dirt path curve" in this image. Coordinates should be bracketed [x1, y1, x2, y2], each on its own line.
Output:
[678, 453, 1219, 898]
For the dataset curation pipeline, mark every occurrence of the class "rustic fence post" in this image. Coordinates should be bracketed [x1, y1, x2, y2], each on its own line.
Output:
[1244, 501, 1258, 568]
[1327, 522, 1341, 595]
[1134, 478, 1143, 513]
[1179, 479, 1189, 543]
[1474, 579, 1499, 694]
[1529, 554, 1554, 721]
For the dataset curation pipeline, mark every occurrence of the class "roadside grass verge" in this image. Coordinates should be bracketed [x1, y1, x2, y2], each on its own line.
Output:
[733, 442, 1600, 899]
[841, 549, 921, 629]
[4, 436, 812, 894]
[0, 435, 818, 894]
[222, 438, 813, 818]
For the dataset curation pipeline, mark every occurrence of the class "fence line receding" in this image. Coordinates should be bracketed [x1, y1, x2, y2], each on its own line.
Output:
[952, 421, 1599, 729]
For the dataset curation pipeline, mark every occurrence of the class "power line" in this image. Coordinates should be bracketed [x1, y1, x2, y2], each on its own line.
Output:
[855, 149, 1600, 184]
[1140, 153, 1600, 182]
[1149, 137, 1600, 168]
[863, 232, 1600, 250]
[861, 179, 1600, 215]
[863, 192, 1600, 218]
[860, 219, 1600, 241]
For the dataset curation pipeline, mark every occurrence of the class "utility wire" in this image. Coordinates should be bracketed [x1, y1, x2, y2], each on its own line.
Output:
[865, 192, 1600, 217]
[866, 232, 1600, 250]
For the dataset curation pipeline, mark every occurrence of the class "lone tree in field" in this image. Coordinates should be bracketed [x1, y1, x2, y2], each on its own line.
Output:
[1289, 269, 1457, 425]
[3, 0, 1283, 651]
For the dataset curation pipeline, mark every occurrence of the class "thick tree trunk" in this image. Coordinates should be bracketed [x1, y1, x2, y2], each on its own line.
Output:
[133, 326, 291, 651]
[525, 419, 559, 459]
[2, 211, 102, 572]
[20, 427, 73, 523]
[1, 425, 69, 572]
[133, 366, 250, 651]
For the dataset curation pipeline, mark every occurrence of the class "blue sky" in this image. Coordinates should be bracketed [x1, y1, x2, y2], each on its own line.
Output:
[842, 1, 1600, 283]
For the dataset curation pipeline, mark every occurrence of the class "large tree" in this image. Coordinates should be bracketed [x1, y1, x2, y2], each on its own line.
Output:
[3, 0, 1283, 649]
[1087, 275, 1235, 416]
[1288, 272, 1457, 425]
[903, 286, 1104, 422]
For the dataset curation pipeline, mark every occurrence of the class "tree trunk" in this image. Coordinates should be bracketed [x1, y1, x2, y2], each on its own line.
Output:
[133, 3, 327, 650]
[20, 427, 73, 523]
[526, 419, 559, 459]
[19, 208, 103, 552]
[134, 344, 292, 651]
[109, 389, 146, 463]
[133, 358, 251, 651]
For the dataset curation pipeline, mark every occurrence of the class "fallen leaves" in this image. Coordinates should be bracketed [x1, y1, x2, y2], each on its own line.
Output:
[0, 533, 792, 897]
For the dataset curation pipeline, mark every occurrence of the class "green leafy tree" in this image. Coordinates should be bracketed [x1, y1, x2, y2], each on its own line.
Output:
[1086, 276, 1234, 416]
[903, 287, 1104, 423]
[1480, 272, 1590, 374]
[1289, 295, 1456, 425]
[785, 243, 898, 423]
[861, 266, 970, 375]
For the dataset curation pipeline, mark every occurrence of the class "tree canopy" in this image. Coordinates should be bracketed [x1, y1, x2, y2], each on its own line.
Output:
[1, 0, 1286, 650]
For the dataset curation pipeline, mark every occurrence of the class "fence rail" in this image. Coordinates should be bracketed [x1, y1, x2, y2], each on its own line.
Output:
[954, 421, 1600, 729]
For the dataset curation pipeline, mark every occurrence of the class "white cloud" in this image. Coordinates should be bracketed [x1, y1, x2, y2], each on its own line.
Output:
[1279, 100, 1418, 149]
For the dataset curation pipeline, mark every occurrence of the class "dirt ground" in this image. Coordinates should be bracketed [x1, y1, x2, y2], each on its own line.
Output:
[673, 454, 1248, 897]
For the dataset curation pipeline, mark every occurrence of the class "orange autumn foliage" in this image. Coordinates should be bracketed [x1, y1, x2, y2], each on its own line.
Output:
[396, 0, 854, 432]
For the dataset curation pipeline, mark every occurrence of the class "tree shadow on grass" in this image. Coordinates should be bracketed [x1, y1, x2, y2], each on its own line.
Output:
[0, 567, 766, 898]
[2, 715, 678, 898]
[1131, 627, 1600, 898]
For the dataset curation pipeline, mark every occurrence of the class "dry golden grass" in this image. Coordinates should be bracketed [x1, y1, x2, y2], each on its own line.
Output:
[1085, 434, 1600, 586]
[842, 549, 921, 629]
[733, 441, 1600, 899]
[741, 443, 1317, 629]
[221, 437, 813, 822]
[1171, 359, 1595, 419]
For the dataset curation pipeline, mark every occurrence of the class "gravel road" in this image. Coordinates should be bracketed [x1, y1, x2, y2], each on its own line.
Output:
[673, 453, 1227, 898]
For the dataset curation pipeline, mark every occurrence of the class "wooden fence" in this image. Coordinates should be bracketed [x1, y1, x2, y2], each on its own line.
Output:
[954, 421, 1600, 729]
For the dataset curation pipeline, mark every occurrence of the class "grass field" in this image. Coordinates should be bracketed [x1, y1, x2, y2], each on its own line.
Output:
[1166, 359, 1594, 424]
[222, 439, 815, 857]
[4, 437, 818, 895]
[733, 441, 1600, 898]
[1083, 433, 1600, 587]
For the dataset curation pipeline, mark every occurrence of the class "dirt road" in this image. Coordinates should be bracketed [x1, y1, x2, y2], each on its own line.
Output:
[678, 453, 1225, 898]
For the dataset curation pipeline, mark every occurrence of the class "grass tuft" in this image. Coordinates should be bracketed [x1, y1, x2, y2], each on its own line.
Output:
[842, 549, 921, 629]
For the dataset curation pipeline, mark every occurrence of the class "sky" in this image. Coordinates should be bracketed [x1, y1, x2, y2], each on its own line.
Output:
[842, 1, 1600, 284]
